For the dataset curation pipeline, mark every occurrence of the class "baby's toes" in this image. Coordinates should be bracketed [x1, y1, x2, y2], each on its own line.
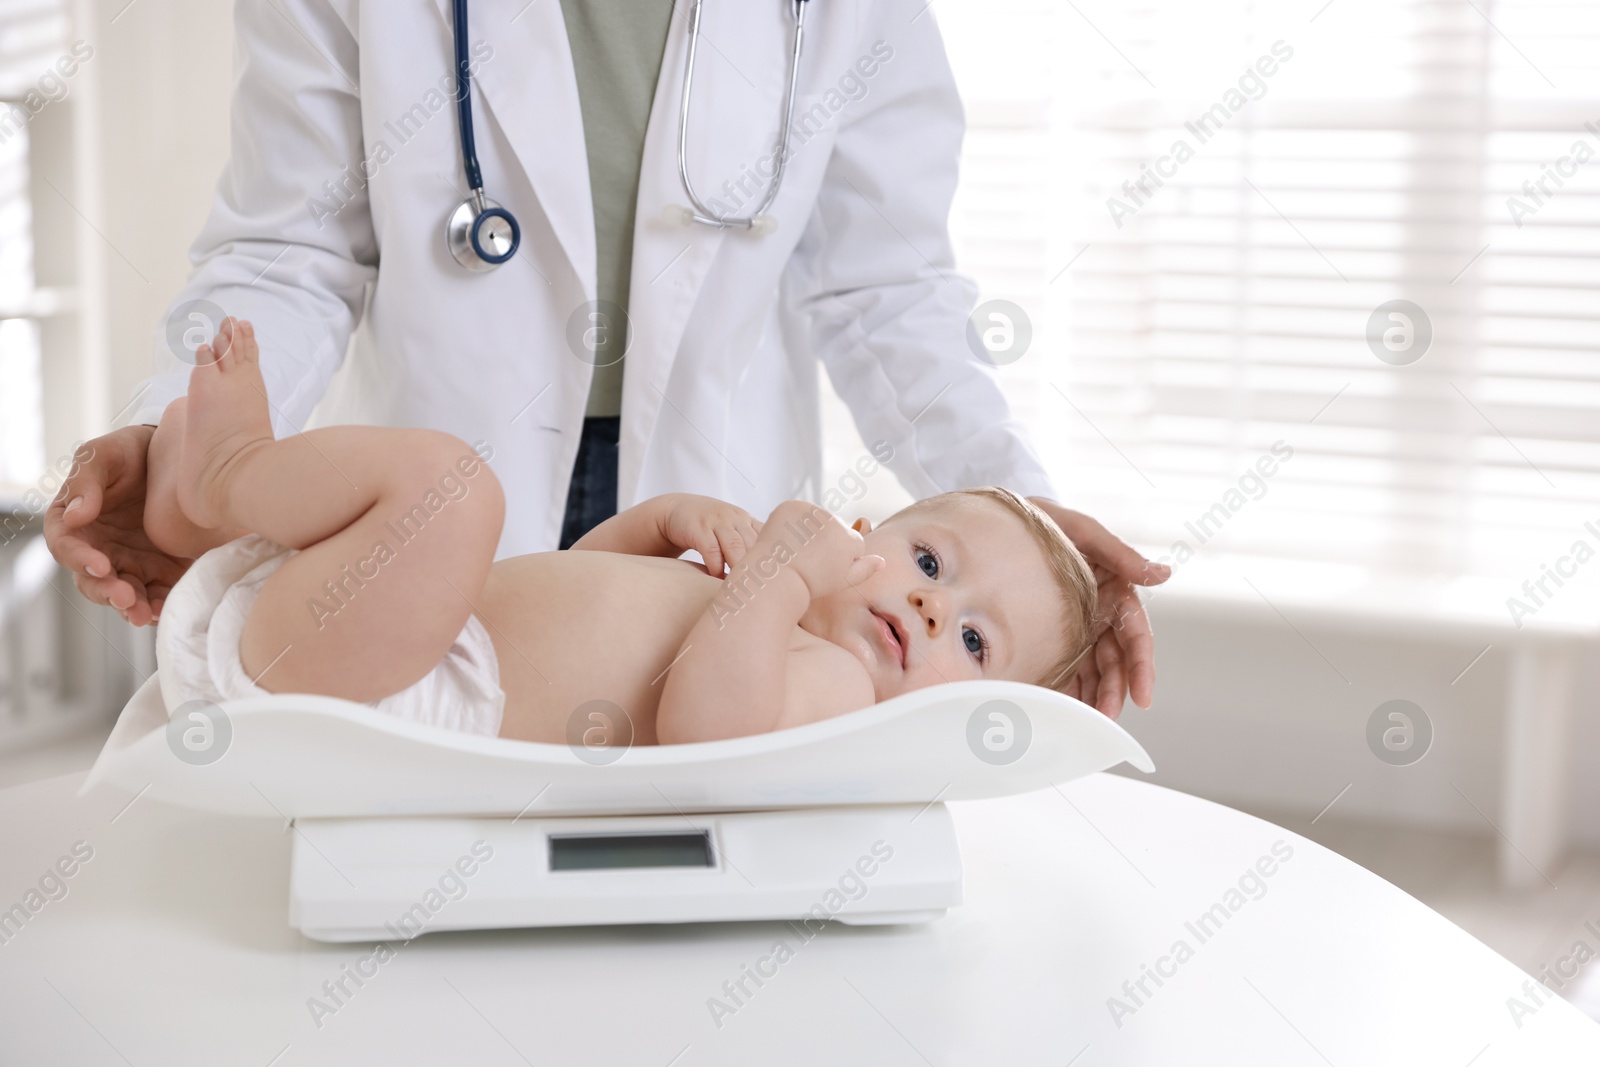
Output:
[212, 319, 235, 361]
[237, 321, 258, 363]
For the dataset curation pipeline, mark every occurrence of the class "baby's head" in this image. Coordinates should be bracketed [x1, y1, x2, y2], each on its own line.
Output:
[799, 486, 1099, 702]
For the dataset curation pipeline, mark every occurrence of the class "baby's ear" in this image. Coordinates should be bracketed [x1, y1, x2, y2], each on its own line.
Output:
[851, 517, 873, 535]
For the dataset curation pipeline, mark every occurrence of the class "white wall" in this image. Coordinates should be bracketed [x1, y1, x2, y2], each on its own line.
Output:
[86, 0, 234, 408]
[1110, 608, 1600, 849]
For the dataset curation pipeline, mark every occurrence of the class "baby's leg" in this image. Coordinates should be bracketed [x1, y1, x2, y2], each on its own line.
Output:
[145, 396, 248, 560]
[179, 319, 504, 701]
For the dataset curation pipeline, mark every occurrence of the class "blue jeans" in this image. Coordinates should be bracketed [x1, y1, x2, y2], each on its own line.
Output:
[558, 416, 620, 549]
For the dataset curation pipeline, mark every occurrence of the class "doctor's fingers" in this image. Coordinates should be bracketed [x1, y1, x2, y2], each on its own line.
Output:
[71, 568, 137, 613]
[1066, 509, 1171, 588]
[69, 540, 184, 624]
[73, 568, 159, 627]
[45, 429, 155, 578]
[113, 573, 156, 627]
[45, 475, 114, 580]
[50, 525, 116, 590]
[1104, 582, 1155, 710]
[1073, 643, 1101, 713]
[1093, 630, 1129, 721]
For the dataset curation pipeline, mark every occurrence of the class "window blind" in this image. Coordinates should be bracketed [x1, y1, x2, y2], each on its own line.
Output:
[936, 0, 1600, 583]
[0, 0, 67, 490]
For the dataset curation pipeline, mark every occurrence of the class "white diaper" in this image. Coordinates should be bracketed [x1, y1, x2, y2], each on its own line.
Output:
[156, 534, 505, 737]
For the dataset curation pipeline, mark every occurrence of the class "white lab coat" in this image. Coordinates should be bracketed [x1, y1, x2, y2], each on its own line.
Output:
[132, 0, 1059, 558]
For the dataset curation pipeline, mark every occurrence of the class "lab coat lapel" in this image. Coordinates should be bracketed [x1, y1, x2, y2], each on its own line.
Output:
[431, 0, 596, 300]
[619, 0, 789, 506]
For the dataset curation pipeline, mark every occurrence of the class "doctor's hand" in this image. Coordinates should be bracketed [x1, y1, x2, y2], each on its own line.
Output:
[44, 425, 191, 627]
[662, 494, 764, 578]
[1027, 499, 1170, 721]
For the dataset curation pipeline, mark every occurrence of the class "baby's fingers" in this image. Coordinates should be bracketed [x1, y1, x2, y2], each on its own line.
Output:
[845, 554, 884, 587]
[715, 526, 751, 573]
[731, 517, 761, 564]
[694, 534, 725, 578]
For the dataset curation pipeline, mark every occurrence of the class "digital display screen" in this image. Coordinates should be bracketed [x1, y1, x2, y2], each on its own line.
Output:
[548, 831, 714, 871]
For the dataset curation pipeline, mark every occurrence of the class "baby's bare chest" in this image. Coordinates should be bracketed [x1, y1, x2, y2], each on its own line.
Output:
[478, 552, 825, 744]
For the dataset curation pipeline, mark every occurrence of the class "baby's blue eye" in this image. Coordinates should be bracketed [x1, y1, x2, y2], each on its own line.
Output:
[915, 546, 940, 578]
[963, 627, 983, 655]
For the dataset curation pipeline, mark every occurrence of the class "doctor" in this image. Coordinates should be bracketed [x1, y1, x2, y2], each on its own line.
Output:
[44, 0, 1168, 717]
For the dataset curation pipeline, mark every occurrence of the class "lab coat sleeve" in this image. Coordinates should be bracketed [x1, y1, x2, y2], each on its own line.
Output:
[782, 1, 1062, 506]
[127, 0, 376, 436]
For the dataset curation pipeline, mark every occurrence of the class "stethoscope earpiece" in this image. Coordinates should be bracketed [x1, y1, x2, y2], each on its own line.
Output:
[660, 203, 779, 236]
[660, 204, 697, 228]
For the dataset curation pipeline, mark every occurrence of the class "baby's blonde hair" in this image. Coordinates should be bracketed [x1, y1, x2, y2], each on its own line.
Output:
[887, 486, 1099, 695]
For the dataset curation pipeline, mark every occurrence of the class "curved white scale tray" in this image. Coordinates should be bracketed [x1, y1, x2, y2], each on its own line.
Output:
[81, 674, 1154, 819]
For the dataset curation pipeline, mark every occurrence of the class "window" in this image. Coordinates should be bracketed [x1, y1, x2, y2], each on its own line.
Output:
[920, 0, 1600, 588]
[0, 0, 67, 491]
[0, 0, 129, 743]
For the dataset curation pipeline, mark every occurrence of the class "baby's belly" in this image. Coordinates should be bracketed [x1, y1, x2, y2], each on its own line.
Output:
[475, 552, 724, 745]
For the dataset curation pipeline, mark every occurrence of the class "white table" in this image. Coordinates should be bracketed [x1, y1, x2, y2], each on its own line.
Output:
[2, 770, 1597, 1065]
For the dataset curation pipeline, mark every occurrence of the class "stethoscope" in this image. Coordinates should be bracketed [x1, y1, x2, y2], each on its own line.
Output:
[447, 0, 810, 272]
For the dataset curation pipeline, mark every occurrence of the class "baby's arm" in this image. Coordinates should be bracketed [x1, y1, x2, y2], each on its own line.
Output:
[655, 501, 879, 743]
[569, 494, 685, 557]
[572, 493, 763, 577]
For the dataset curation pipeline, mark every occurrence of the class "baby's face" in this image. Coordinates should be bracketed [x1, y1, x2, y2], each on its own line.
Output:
[799, 496, 1071, 702]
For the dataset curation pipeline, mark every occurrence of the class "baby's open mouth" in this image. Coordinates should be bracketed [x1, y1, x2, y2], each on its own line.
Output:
[871, 608, 906, 670]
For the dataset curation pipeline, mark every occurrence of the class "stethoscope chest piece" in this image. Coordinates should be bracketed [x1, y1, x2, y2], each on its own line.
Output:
[448, 191, 520, 272]
[445, 0, 807, 270]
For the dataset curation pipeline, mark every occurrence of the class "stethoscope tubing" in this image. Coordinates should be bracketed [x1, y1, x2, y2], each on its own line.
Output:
[449, 0, 807, 269]
[449, 0, 519, 267]
[676, 0, 808, 230]
[452, 0, 483, 194]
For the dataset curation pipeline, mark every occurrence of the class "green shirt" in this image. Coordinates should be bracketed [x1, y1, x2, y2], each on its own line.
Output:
[558, 0, 675, 418]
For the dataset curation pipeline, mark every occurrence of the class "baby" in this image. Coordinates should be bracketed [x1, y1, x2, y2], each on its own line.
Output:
[142, 318, 1099, 746]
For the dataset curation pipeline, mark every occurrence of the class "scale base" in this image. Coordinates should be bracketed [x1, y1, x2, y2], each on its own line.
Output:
[290, 804, 963, 941]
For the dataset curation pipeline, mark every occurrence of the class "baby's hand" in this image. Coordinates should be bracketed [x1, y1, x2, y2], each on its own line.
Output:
[662, 494, 763, 577]
[762, 500, 884, 600]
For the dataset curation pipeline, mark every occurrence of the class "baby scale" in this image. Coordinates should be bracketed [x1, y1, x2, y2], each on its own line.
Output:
[83, 676, 1152, 942]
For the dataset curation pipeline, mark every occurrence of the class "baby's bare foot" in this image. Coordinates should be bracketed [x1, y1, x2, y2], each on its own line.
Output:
[176, 319, 274, 530]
